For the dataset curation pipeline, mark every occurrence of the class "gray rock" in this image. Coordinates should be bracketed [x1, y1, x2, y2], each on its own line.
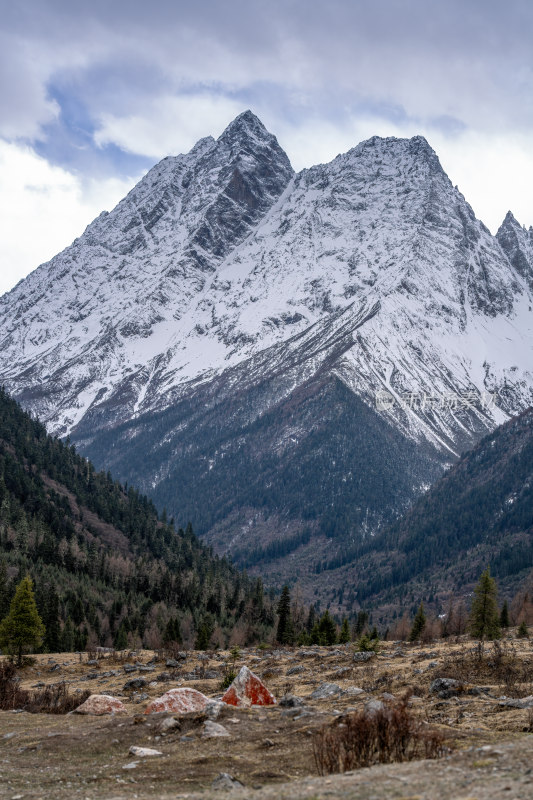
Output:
[279, 693, 305, 708]
[123, 664, 137, 673]
[123, 678, 147, 691]
[166, 659, 179, 668]
[365, 699, 385, 715]
[310, 682, 342, 700]
[128, 746, 162, 757]
[498, 695, 533, 709]
[353, 651, 376, 662]
[159, 716, 180, 732]
[205, 700, 225, 720]
[344, 686, 364, 696]
[286, 665, 306, 675]
[429, 677, 462, 698]
[138, 665, 155, 673]
[203, 720, 230, 738]
[211, 772, 243, 790]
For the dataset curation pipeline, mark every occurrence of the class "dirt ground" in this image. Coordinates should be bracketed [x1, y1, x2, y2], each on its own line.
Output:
[1, 637, 533, 799]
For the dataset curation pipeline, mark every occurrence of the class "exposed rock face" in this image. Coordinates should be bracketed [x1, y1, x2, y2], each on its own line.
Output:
[497, 211, 533, 290]
[221, 666, 276, 707]
[144, 687, 210, 715]
[74, 694, 127, 715]
[1, 112, 532, 588]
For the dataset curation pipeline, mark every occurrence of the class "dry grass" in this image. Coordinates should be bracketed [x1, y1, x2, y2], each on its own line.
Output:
[0, 661, 90, 713]
[437, 640, 533, 697]
[313, 696, 448, 775]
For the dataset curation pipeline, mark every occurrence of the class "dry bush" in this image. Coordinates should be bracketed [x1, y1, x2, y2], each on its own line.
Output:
[313, 698, 447, 775]
[438, 642, 533, 697]
[0, 661, 89, 713]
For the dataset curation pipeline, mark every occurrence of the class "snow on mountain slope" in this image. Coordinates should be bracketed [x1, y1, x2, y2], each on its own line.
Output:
[497, 211, 533, 291]
[0, 112, 532, 585]
[0, 111, 293, 431]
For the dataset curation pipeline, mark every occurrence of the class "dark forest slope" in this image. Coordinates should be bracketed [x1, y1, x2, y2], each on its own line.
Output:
[0, 388, 273, 652]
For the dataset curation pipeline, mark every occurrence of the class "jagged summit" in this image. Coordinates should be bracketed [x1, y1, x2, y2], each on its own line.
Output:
[497, 210, 533, 289]
[219, 109, 271, 141]
[0, 114, 532, 584]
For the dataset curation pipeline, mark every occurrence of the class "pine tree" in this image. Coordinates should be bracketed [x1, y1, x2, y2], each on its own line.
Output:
[0, 576, 45, 664]
[318, 610, 337, 646]
[339, 618, 351, 644]
[500, 599, 510, 629]
[408, 602, 426, 642]
[163, 616, 181, 645]
[276, 586, 293, 645]
[469, 567, 501, 643]
[517, 620, 529, 638]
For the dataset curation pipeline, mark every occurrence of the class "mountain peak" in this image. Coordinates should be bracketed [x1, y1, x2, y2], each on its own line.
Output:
[218, 110, 274, 145]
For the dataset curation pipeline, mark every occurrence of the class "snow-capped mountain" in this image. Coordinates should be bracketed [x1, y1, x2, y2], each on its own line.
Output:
[0, 111, 532, 586]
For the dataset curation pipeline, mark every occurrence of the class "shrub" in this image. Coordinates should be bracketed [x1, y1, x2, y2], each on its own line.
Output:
[517, 621, 529, 639]
[313, 698, 447, 774]
[356, 634, 379, 653]
[0, 661, 90, 713]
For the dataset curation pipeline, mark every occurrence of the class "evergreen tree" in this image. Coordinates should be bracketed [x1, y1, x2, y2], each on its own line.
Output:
[339, 618, 351, 644]
[114, 622, 128, 650]
[276, 586, 293, 645]
[408, 602, 426, 642]
[43, 586, 61, 653]
[0, 557, 9, 619]
[195, 614, 214, 650]
[500, 599, 510, 629]
[469, 567, 501, 643]
[517, 620, 529, 638]
[163, 616, 181, 645]
[317, 610, 337, 646]
[0, 575, 45, 664]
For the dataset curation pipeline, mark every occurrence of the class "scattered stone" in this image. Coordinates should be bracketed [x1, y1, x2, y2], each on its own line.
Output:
[382, 692, 395, 701]
[138, 665, 155, 673]
[353, 651, 376, 663]
[279, 693, 305, 708]
[211, 772, 243, 790]
[286, 665, 306, 675]
[344, 686, 364, 696]
[204, 669, 220, 679]
[159, 717, 181, 733]
[86, 659, 98, 666]
[205, 700, 225, 720]
[203, 720, 230, 738]
[365, 699, 385, 715]
[498, 696, 533, 709]
[123, 664, 137, 673]
[123, 678, 147, 691]
[128, 746, 163, 757]
[122, 762, 138, 770]
[3, 732, 17, 739]
[157, 672, 171, 682]
[144, 687, 210, 715]
[221, 666, 276, 707]
[310, 682, 342, 700]
[429, 678, 462, 698]
[74, 695, 127, 715]
[49, 663, 61, 672]
[166, 659, 180, 668]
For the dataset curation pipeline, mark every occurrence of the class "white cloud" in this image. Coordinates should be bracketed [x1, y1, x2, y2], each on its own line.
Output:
[94, 94, 247, 158]
[0, 140, 139, 296]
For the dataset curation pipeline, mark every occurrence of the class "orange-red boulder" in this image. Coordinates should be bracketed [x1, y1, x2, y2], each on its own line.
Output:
[144, 687, 210, 715]
[74, 694, 127, 715]
[221, 666, 276, 707]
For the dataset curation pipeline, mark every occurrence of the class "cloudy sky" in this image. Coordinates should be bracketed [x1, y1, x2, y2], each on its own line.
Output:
[1, 0, 532, 295]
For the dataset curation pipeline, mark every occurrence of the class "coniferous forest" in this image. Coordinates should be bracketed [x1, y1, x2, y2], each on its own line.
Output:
[0, 388, 276, 652]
